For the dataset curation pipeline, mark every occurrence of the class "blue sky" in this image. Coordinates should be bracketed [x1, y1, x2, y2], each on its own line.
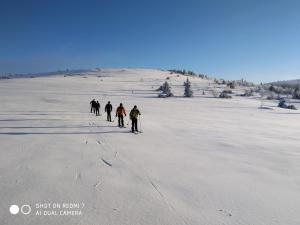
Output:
[0, 0, 300, 82]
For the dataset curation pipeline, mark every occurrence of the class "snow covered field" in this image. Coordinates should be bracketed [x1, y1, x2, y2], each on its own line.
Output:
[0, 69, 300, 225]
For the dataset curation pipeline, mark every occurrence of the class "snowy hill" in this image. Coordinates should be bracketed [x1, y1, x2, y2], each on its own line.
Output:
[269, 79, 300, 88]
[0, 68, 300, 225]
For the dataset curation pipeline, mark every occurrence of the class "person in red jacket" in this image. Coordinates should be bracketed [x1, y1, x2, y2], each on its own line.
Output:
[115, 103, 126, 127]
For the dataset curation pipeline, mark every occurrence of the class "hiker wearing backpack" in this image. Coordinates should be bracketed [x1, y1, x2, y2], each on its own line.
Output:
[105, 101, 113, 122]
[130, 105, 141, 133]
[116, 103, 126, 127]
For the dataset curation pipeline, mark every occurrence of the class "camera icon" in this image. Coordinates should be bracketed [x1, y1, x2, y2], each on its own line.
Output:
[10, 205, 31, 215]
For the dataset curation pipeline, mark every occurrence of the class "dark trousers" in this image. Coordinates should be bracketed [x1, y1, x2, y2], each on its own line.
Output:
[90, 106, 93, 113]
[107, 111, 112, 121]
[118, 115, 124, 127]
[96, 108, 99, 116]
[131, 118, 138, 132]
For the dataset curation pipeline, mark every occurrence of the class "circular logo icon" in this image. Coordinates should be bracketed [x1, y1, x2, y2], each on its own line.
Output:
[9, 205, 19, 215]
[21, 205, 31, 215]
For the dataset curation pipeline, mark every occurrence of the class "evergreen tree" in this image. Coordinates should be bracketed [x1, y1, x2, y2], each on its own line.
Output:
[293, 86, 300, 99]
[158, 81, 174, 97]
[184, 78, 193, 97]
[269, 85, 275, 92]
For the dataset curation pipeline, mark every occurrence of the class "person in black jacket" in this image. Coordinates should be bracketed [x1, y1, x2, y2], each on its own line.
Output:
[105, 101, 113, 122]
[95, 101, 100, 116]
[130, 105, 141, 133]
[90, 99, 96, 113]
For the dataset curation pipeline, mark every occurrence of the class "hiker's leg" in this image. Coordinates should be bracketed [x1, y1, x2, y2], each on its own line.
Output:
[131, 119, 134, 132]
[121, 115, 124, 127]
[135, 119, 138, 131]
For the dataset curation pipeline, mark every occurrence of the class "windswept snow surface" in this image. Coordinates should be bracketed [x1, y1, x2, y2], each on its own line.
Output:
[0, 69, 300, 225]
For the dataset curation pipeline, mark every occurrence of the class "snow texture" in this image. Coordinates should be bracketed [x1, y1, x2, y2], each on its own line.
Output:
[0, 68, 300, 225]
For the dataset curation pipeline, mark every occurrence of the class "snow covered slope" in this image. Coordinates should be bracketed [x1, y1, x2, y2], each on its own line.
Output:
[269, 79, 300, 88]
[0, 69, 299, 225]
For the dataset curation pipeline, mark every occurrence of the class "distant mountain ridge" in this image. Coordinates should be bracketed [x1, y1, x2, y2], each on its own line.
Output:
[0, 69, 92, 79]
[269, 79, 300, 88]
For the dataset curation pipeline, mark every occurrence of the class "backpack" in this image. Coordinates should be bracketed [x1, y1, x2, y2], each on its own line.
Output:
[130, 109, 139, 119]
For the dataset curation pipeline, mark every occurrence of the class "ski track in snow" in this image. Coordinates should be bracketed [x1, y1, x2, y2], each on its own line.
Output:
[149, 180, 164, 198]
[84, 115, 188, 224]
[74, 171, 82, 181]
[93, 180, 102, 189]
[101, 158, 112, 167]
[93, 120, 189, 225]
[76, 106, 272, 225]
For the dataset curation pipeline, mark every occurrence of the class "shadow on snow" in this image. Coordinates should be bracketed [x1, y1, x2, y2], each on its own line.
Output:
[0, 130, 129, 135]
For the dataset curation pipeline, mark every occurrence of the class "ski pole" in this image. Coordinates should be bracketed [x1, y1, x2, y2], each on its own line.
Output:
[139, 115, 142, 132]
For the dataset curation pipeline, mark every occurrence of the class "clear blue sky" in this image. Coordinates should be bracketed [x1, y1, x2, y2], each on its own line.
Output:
[1, 0, 300, 82]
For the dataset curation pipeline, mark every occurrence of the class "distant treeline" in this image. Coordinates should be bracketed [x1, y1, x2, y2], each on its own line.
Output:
[168, 69, 209, 79]
[269, 80, 300, 89]
[265, 84, 300, 99]
[0, 69, 90, 79]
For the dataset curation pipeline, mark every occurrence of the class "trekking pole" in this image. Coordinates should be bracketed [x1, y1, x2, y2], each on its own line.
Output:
[139, 115, 142, 132]
[112, 115, 117, 122]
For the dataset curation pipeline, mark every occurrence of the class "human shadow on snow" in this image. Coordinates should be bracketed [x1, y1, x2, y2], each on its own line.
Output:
[269, 112, 300, 115]
[0, 112, 90, 116]
[0, 130, 129, 135]
[0, 125, 113, 129]
[0, 119, 64, 122]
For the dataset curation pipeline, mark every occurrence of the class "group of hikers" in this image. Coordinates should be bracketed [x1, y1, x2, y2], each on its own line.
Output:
[90, 99, 141, 133]
[90, 99, 101, 116]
